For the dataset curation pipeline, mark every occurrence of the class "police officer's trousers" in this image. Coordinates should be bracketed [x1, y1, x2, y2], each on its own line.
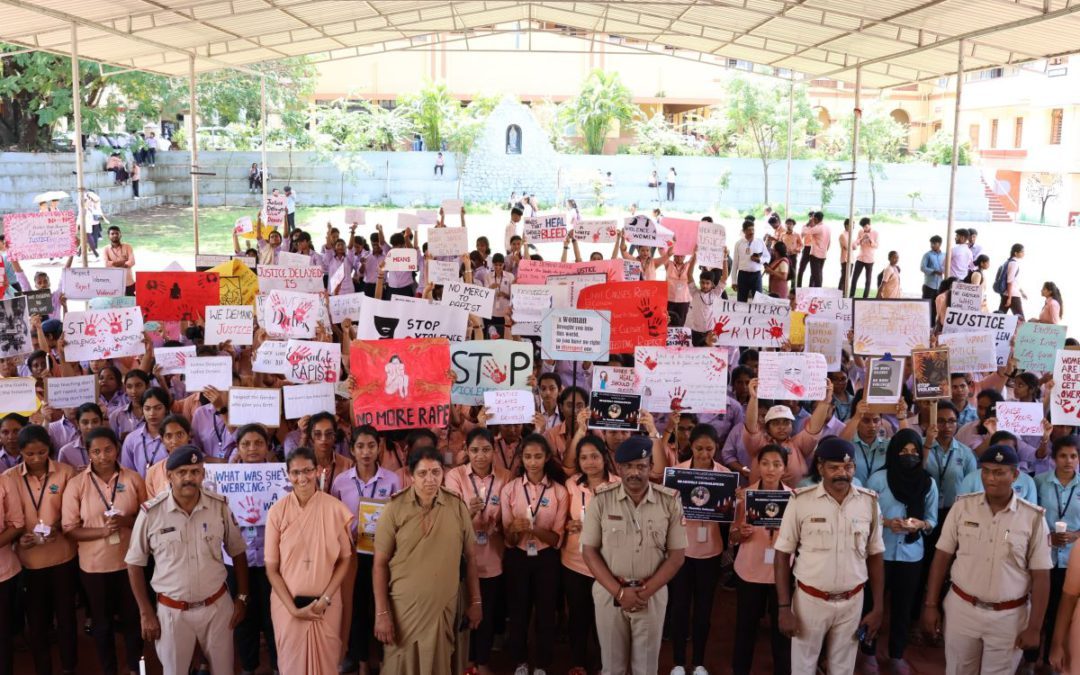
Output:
[593, 582, 667, 675]
[790, 586, 861, 675]
[943, 588, 1028, 675]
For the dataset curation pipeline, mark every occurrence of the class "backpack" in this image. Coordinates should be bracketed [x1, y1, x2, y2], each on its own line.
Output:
[992, 258, 1013, 295]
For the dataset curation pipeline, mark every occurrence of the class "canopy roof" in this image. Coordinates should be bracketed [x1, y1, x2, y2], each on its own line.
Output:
[2, 0, 1079, 88]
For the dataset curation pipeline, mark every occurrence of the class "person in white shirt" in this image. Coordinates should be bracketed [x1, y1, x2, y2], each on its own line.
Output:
[949, 228, 973, 281]
[284, 185, 297, 232]
[732, 220, 770, 302]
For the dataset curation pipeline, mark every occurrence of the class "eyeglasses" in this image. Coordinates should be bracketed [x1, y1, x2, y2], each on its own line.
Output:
[939, 418, 958, 426]
[288, 467, 317, 478]
[311, 430, 335, 439]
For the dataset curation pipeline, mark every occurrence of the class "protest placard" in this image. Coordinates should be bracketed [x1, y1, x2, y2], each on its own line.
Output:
[440, 281, 494, 319]
[450, 340, 533, 405]
[184, 356, 233, 392]
[706, 300, 790, 349]
[912, 347, 950, 400]
[512, 284, 571, 336]
[0, 377, 36, 414]
[253, 340, 289, 376]
[87, 296, 136, 311]
[547, 273, 606, 307]
[203, 463, 289, 527]
[623, 259, 643, 281]
[696, 222, 727, 270]
[283, 382, 335, 419]
[63, 307, 144, 361]
[540, 309, 611, 361]
[523, 215, 567, 243]
[427, 259, 460, 285]
[757, 352, 828, 401]
[852, 300, 931, 356]
[804, 319, 844, 371]
[866, 357, 905, 411]
[257, 265, 324, 294]
[204, 305, 254, 346]
[136, 272, 221, 322]
[996, 402, 1045, 437]
[384, 249, 418, 272]
[951, 282, 983, 312]
[274, 251, 313, 269]
[794, 288, 853, 323]
[355, 499, 387, 554]
[588, 391, 641, 431]
[1015, 322, 1067, 373]
[416, 210, 438, 225]
[349, 338, 451, 431]
[634, 346, 730, 413]
[515, 259, 625, 284]
[345, 208, 366, 224]
[662, 468, 737, 523]
[211, 259, 259, 306]
[1053, 350, 1080, 426]
[61, 268, 127, 299]
[483, 390, 536, 425]
[667, 327, 692, 347]
[328, 294, 364, 325]
[938, 331, 997, 373]
[154, 345, 197, 376]
[789, 311, 807, 346]
[20, 290, 54, 317]
[745, 490, 791, 529]
[752, 292, 789, 307]
[624, 215, 665, 247]
[942, 308, 1018, 366]
[0, 296, 31, 358]
[45, 375, 97, 409]
[355, 295, 468, 342]
[440, 199, 463, 215]
[592, 366, 639, 395]
[572, 219, 619, 244]
[227, 388, 281, 427]
[426, 228, 468, 258]
[194, 254, 233, 271]
[285, 340, 340, 384]
[577, 281, 667, 354]
[263, 290, 320, 339]
[233, 216, 254, 235]
[2, 211, 77, 260]
[263, 196, 287, 228]
[392, 212, 418, 230]
[659, 217, 699, 256]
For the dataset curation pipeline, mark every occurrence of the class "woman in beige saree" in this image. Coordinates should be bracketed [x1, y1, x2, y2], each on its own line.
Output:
[266, 447, 355, 675]
[374, 446, 482, 675]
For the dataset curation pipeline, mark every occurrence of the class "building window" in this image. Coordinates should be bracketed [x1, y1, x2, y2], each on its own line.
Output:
[969, 124, 980, 150]
[1014, 117, 1023, 148]
[1051, 109, 1063, 145]
[990, 119, 998, 149]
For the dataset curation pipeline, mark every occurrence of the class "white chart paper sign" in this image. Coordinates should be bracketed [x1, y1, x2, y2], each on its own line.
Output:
[440, 199, 463, 215]
[1053, 350, 1080, 426]
[184, 356, 233, 392]
[440, 281, 494, 319]
[696, 223, 728, 270]
[939, 331, 998, 373]
[204, 305, 254, 346]
[203, 463, 289, 527]
[285, 340, 340, 384]
[942, 308, 1018, 367]
[523, 215, 568, 243]
[540, 309, 611, 361]
[263, 290, 320, 339]
[328, 294, 365, 324]
[263, 195, 287, 228]
[61, 268, 127, 299]
[384, 249, 418, 272]
[757, 352, 828, 401]
[345, 208, 366, 224]
[634, 346, 730, 413]
[227, 388, 281, 427]
[804, 319, 844, 371]
[253, 340, 289, 376]
[572, 219, 619, 244]
[427, 228, 468, 258]
[355, 295, 468, 342]
[511, 284, 571, 337]
[3, 211, 77, 260]
[852, 300, 931, 356]
[416, 210, 438, 225]
[257, 265, 324, 294]
[0, 377, 37, 414]
[283, 382, 336, 419]
[548, 273, 607, 308]
[155, 345, 197, 376]
[276, 251, 316, 269]
[995, 402, 1044, 437]
[45, 375, 96, 409]
[397, 213, 421, 229]
[795, 289, 853, 323]
[63, 308, 145, 361]
[450, 339, 533, 405]
[707, 301, 790, 349]
[427, 260, 460, 285]
[592, 366, 640, 395]
[483, 390, 536, 425]
[951, 282, 983, 312]
[624, 215, 667, 247]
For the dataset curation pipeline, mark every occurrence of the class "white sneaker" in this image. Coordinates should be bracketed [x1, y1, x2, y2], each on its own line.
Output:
[692, 668, 709, 675]
[514, 666, 529, 675]
[670, 668, 686, 675]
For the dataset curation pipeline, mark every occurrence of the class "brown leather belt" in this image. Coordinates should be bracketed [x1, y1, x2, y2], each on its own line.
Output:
[951, 584, 1028, 611]
[157, 584, 228, 611]
[797, 581, 865, 602]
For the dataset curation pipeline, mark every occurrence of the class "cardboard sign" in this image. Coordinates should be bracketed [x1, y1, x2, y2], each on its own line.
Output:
[512, 284, 571, 337]
[662, 468, 737, 523]
[257, 265, 325, 294]
[951, 282, 983, 312]
[441, 199, 463, 215]
[1053, 350, 1080, 426]
[757, 351, 828, 401]
[789, 311, 807, 346]
[285, 340, 340, 384]
[427, 259, 460, 285]
[659, 217, 699, 256]
[20, 290, 54, 317]
[203, 463, 289, 528]
[745, 490, 790, 528]
[706, 300, 790, 349]
[136, 271, 220, 322]
[540, 309, 612, 361]
[440, 281, 494, 319]
[804, 319, 844, 371]
[515, 259, 625, 284]
[45, 375, 97, 409]
[852, 300, 930, 356]
[427, 228, 468, 258]
[397, 213, 421, 229]
[263, 195, 287, 229]
[154, 345, 197, 376]
[0, 296, 31, 358]
[523, 215, 568, 243]
[212, 259, 259, 306]
[572, 219, 618, 244]
[634, 346, 730, 413]
[624, 215, 663, 247]
[912, 347, 950, 400]
[548, 273, 606, 308]
[2, 211, 77, 260]
[264, 290, 320, 339]
[283, 382, 336, 419]
[995, 402, 1044, 437]
[204, 305, 254, 346]
[866, 357, 905, 411]
[184, 355, 233, 392]
[233, 216, 254, 235]
[667, 327, 692, 347]
[356, 499, 386, 554]
[1015, 322, 1067, 373]
[696, 222, 727, 270]
[61, 267, 127, 299]
[588, 391, 641, 431]
[349, 338, 452, 431]
[939, 331, 997, 373]
[450, 339, 533, 405]
[483, 389, 536, 425]
[0, 377, 37, 415]
[63, 307, 145, 361]
[253, 340, 289, 376]
[345, 208, 366, 225]
[416, 210, 438, 226]
[355, 295, 468, 342]
[227, 388, 281, 428]
[328, 294, 365, 325]
[795, 289, 853, 323]
[384, 249, 418, 272]
[194, 254, 232, 271]
[942, 308, 1018, 367]
[577, 281, 667, 354]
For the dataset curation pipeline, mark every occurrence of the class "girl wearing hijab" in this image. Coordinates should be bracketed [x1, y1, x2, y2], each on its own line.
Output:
[864, 429, 938, 673]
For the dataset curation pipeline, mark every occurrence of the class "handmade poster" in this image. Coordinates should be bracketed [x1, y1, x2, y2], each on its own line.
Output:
[789, 311, 807, 346]
[912, 347, 950, 400]
[45, 375, 97, 409]
[136, 271, 220, 322]
[263, 290, 320, 339]
[662, 467, 738, 523]
[427, 228, 468, 258]
[203, 463, 289, 528]
[263, 195, 287, 229]
[804, 319, 844, 371]
[0, 377, 37, 415]
[634, 346, 730, 413]
[227, 388, 281, 427]
[706, 300, 790, 349]
[547, 273, 606, 307]
[194, 254, 232, 271]
[327, 264, 345, 294]
[483, 390, 536, 425]
[1052, 350, 1080, 426]
[328, 294, 365, 324]
[659, 217, 699, 256]
[3, 211, 77, 260]
[852, 300, 931, 356]
[427, 259, 460, 285]
[623, 259, 643, 281]
[752, 292, 789, 307]
[285, 340, 341, 384]
[577, 281, 667, 354]
[515, 259, 625, 284]
[624, 215, 662, 247]
[276, 251, 316, 269]
[253, 340, 289, 376]
[757, 352, 828, 401]
[88, 296, 136, 311]
[154, 345, 197, 376]
[257, 265, 325, 294]
[349, 338, 452, 431]
[1015, 322, 1068, 373]
[866, 357, 905, 411]
[440, 281, 494, 319]
[745, 490, 791, 529]
[995, 402, 1045, 437]
[233, 216, 254, 235]
[397, 213, 420, 229]
[283, 382, 336, 419]
[0, 296, 31, 358]
[345, 208, 366, 224]
[356, 295, 468, 342]
[384, 249, 418, 272]
[203, 305, 254, 346]
[942, 308, 1018, 366]
[441, 199, 463, 215]
[592, 366, 639, 395]
[61, 267, 127, 299]
[356, 499, 386, 554]
[450, 339, 533, 405]
[416, 210, 438, 226]
[63, 308, 145, 361]
[523, 215, 567, 243]
[513, 285, 571, 337]
[794, 288, 853, 323]
[667, 327, 692, 347]
[951, 282, 983, 312]
[696, 222, 727, 270]
[588, 391, 641, 431]
[540, 309, 611, 361]
[184, 355, 233, 392]
[19, 290, 52, 318]
[572, 219, 619, 244]
[211, 259, 259, 306]
[938, 331, 997, 373]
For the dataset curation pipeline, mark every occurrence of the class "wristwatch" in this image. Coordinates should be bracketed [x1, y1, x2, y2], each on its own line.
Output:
[236, 594, 248, 604]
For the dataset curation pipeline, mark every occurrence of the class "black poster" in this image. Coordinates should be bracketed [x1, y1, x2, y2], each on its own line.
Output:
[21, 289, 53, 317]
[587, 391, 641, 431]
[662, 468, 738, 523]
[745, 490, 791, 529]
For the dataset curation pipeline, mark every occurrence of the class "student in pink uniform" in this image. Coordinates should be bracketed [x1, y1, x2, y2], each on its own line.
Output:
[743, 378, 834, 487]
[849, 217, 879, 298]
[1038, 282, 1063, 324]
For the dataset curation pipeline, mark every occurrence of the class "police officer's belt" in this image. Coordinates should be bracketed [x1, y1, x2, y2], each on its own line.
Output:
[797, 581, 864, 602]
[950, 584, 1028, 611]
[157, 584, 228, 611]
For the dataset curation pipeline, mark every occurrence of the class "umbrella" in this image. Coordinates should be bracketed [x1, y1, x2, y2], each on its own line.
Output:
[32, 190, 70, 204]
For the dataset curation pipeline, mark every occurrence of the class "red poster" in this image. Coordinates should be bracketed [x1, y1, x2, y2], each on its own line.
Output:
[577, 281, 668, 354]
[349, 338, 452, 430]
[136, 272, 221, 322]
[660, 217, 700, 256]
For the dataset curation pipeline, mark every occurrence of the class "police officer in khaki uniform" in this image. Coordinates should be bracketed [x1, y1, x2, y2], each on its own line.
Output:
[125, 446, 249, 675]
[582, 436, 687, 675]
[774, 437, 885, 675]
[921, 445, 1051, 675]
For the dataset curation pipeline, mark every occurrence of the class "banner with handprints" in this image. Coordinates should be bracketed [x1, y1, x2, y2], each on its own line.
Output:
[706, 300, 790, 348]
[757, 351, 828, 401]
[450, 339, 534, 405]
[633, 346, 730, 413]
[852, 299, 930, 356]
[204, 463, 290, 528]
[577, 281, 668, 354]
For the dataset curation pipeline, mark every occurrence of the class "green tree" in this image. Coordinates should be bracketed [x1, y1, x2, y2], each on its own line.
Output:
[566, 70, 636, 155]
[315, 98, 414, 152]
[812, 163, 843, 209]
[398, 81, 460, 151]
[690, 114, 732, 156]
[817, 107, 909, 213]
[918, 130, 971, 166]
[629, 113, 699, 156]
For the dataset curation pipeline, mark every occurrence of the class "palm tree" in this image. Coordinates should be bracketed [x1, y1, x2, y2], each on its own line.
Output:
[398, 82, 459, 151]
[567, 70, 636, 155]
